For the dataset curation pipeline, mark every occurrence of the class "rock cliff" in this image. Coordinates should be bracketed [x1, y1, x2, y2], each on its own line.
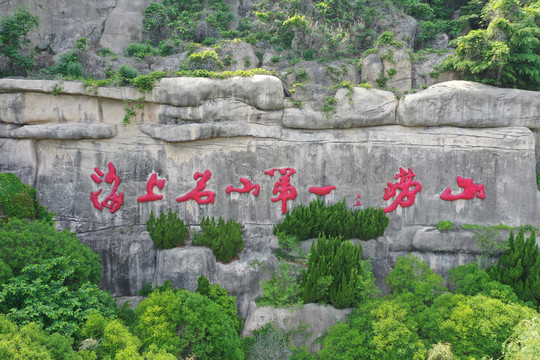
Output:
[1, 76, 539, 340]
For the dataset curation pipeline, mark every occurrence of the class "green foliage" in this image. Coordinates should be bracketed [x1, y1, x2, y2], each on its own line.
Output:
[0, 315, 79, 360]
[143, 0, 234, 44]
[137, 283, 153, 296]
[244, 323, 290, 360]
[0, 7, 39, 72]
[386, 254, 446, 304]
[131, 71, 166, 92]
[374, 31, 404, 48]
[0, 172, 54, 223]
[487, 227, 540, 306]
[195, 275, 242, 333]
[49, 50, 84, 78]
[125, 42, 158, 60]
[175, 68, 277, 79]
[0, 218, 101, 287]
[134, 287, 244, 359]
[75, 37, 88, 51]
[427, 343, 456, 360]
[0, 257, 114, 337]
[97, 47, 114, 57]
[301, 235, 377, 308]
[270, 55, 281, 63]
[183, 49, 224, 71]
[502, 316, 540, 359]
[440, 0, 540, 90]
[117, 65, 138, 86]
[256, 259, 303, 307]
[274, 198, 389, 241]
[419, 293, 537, 359]
[448, 262, 523, 304]
[146, 209, 189, 250]
[436, 220, 454, 231]
[197, 216, 244, 262]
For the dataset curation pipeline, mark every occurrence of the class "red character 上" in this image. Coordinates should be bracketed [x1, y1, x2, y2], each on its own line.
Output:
[176, 170, 215, 204]
[90, 162, 124, 213]
[383, 167, 422, 213]
[226, 177, 260, 196]
[440, 176, 485, 201]
[137, 173, 166, 202]
[265, 168, 297, 214]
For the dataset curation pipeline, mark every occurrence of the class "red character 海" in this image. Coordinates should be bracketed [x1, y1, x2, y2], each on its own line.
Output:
[90, 162, 124, 213]
[383, 167, 422, 213]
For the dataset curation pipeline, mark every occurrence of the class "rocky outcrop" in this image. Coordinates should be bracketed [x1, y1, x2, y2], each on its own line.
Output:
[1, 77, 539, 334]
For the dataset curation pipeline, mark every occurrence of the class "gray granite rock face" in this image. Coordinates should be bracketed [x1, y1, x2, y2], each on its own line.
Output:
[1, 78, 539, 323]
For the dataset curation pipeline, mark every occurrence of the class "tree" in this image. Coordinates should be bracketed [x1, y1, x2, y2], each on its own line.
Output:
[134, 288, 244, 360]
[502, 316, 540, 359]
[0, 218, 101, 288]
[0, 257, 114, 337]
[0, 7, 39, 74]
[440, 0, 540, 90]
[487, 227, 540, 306]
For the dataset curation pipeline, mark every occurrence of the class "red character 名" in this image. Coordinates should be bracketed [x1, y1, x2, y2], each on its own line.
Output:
[440, 176, 485, 201]
[265, 168, 297, 214]
[383, 167, 422, 213]
[176, 170, 215, 204]
[90, 162, 124, 213]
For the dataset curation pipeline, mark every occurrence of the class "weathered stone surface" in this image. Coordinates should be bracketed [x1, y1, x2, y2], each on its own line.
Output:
[140, 123, 282, 142]
[389, 225, 429, 251]
[283, 87, 397, 129]
[412, 227, 481, 253]
[7, 123, 117, 140]
[411, 52, 458, 89]
[2, 0, 116, 53]
[0, 139, 36, 186]
[157, 99, 283, 124]
[242, 302, 352, 351]
[361, 236, 390, 260]
[99, 0, 151, 54]
[0, 93, 101, 124]
[149, 76, 284, 111]
[154, 246, 217, 292]
[361, 54, 384, 86]
[384, 49, 412, 92]
[398, 81, 540, 128]
[220, 41, 261, 71]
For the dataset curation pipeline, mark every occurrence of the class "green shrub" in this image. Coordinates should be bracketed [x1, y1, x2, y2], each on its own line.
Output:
[197, 216, 244, 262]
[196, 275, 242, 333]
[436, 220, 454, 231]
[117, 64, 138, 85]
[502, 316, 540, 359]
[448, 262, 523, 305]
[386, 254, 446, 305]
[146, 209, 189, 250]
[0, 7, 39, 72]
[273, 198, 389, 241]
[487, 227, 540, 306]
[0, 218, 101, 287]
[49, 50, 83, 78]
[256, 259, 302, 307]
[183, 49, 224, 71]
[301, 235, 377, 308]
[0, 257, 114, 337]
[125, 42, 158, 60]
[134, 287, 244, 359]
[419, 293, 537, 360]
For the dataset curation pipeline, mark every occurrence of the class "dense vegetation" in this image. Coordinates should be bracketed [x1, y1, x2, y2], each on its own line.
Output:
[194, 216, 244, 262]
[1, 0, 538, 91]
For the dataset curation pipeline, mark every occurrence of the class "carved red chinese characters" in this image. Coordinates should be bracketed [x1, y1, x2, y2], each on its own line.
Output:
[383, 167, 422, 213]
[176, 170, 215, 204]
[353, 194, 362, 207]
[226, 177, 260, 196]
[90, 162, 124, 213]
[265, 168, 297, 214]
[309, 186, 336, 196]
[440, 176, 485, 201]
[137, 173, 166, 203]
